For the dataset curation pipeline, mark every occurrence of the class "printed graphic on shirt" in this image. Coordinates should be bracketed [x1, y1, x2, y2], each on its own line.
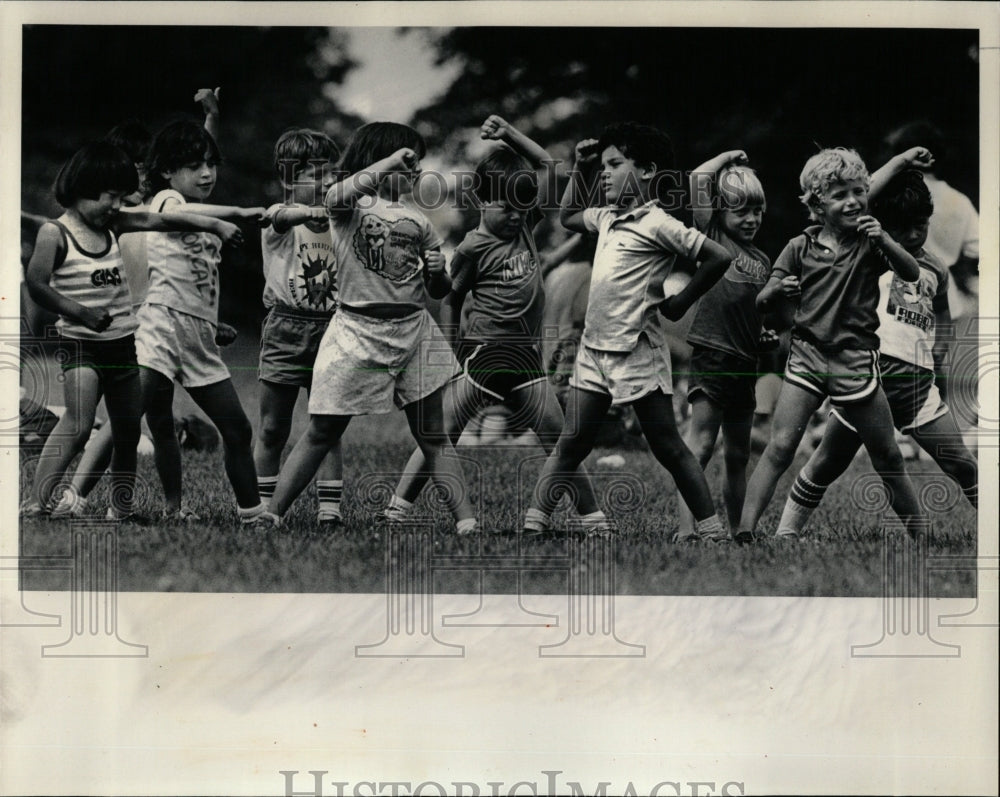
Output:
[295, 240, 337, 310]
[180, 232, 220, 305]
[353, 213, 423, 282]
[726, 251, 769, 284]
[90, 266, 124, 287]
[886, 271, 936, 332]
[498, 249, 537, 283]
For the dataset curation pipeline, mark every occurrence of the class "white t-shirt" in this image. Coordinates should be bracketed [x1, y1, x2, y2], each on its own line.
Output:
[582, 202, 705, 352]
[329, 194, 442, 310]
[261, 204, 338, 313]
[876, 248, 949, 371]
[144, 189, 223, 324]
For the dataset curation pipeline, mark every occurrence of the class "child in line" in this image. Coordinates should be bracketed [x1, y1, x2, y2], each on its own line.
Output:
[738, 147, 927, 542]
[387, 115, 609, 535]
[21, 141, 242, 520]
[255, 128, 344, 526]
[264, 122, 477, 532]
[54, 90, 238, 517]
[138, 119, 270, 524]
[529, 122, 734, 539]
[675, 149, 777, 541]
[776, 150, 978, 537]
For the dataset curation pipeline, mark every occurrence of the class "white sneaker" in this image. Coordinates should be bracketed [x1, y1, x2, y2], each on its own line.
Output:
[51, 490, 88, 518]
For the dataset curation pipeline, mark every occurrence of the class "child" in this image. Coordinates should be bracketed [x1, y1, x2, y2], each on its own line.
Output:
[675, 150, 778, 541]
[386, 115, 609, 535]
[264, 122, 477, 532]
[529, 122, 734, 539]
[138, 119, 270, 524]
[20, 141, 242, 520]
[775, 151, 977, 537]
[737, 147, 927, 542]
[255, 128, 344, 526]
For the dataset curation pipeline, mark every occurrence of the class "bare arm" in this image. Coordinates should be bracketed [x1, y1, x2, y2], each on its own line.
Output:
[25, 223, 111, 332]
[540, 233, 582, 280]
[439, 287, 468, 352]
[195, 87, 221, 143]
[113, 210, 244, 246]
[422, 248, 451, 300]
[659, 237, 732, 321]
[326, 148, 415, 214]
[869, 147, 934, 199]
[688, 150, 747, 230]
[269, 205, 328, 235]
[858, 216, 920, 281]
[560, 139, 600, 233]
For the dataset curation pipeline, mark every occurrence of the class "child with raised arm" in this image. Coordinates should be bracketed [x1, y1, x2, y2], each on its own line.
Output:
[737, 147, 927, 542]
[138, 119, 271, 524]
[255, 128, 344, 527]
[529, 122, 734, 539]
[264, 122, 477, 532]
[775, 151, 977, 537]
[386, 115, 609, 534]
[21, 141, 242, 520]
[673, 150, 778, 542]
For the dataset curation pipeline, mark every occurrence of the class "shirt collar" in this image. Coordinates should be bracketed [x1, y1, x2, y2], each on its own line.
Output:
[609, 199, 659, 225]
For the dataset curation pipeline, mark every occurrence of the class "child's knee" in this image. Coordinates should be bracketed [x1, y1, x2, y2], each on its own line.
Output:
[258, 415, 291, 449]
[689, 430, 718, 464]
[220, 415, 253, 450]
[724, 443, 750, 472]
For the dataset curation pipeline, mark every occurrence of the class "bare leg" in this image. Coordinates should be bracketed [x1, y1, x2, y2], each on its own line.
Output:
[910, 411, 977, 508]
[676, 394, 724, 538]
[142, 368, 184, 512]
[270, 414, 351, 517]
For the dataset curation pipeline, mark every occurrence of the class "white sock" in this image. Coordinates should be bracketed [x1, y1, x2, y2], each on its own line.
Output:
[238, 502, 267, 523]
[456, 517, 478, 535]
[523, 507, 549, 532]
[385, 494, 413, 519]
[777, 473, 827, 536]
[696, 514, 727, 540]
[316, 479, 343, 520]
[579, 510, 610, 531]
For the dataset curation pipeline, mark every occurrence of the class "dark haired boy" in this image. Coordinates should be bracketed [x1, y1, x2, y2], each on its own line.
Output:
[528, 121, 735, 540]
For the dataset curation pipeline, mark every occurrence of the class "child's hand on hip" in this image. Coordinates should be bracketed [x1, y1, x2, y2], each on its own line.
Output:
[80, 307, 112, 333]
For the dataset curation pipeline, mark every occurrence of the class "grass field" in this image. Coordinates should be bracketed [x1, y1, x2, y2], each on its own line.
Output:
[17, 406, 978, 597]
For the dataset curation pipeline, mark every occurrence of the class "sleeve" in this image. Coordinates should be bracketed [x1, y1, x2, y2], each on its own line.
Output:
[449, 246, 478, 295]
[770, 238, 802, 280]
[960, 199, 979, 260]
[655, 214, 706, 260]
[582, 207, 606, 234]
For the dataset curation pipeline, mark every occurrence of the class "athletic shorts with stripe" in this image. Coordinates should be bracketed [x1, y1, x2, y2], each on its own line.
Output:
[451, 339, 547, 401]
[784, 336, 880, 405]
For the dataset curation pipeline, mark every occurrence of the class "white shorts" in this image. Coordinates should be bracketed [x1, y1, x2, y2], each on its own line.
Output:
[570, 334, 673, 405]
[135, 303, 230, 388]
[308, 307, 457, 416]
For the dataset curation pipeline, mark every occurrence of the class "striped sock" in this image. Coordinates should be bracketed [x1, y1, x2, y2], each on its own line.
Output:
[963, 484, 978, 509]
[316, 480, 343, 521]
[696, 514, 727, 541]
[777, 473, 828, 536]
[579, 510, 611, 532]
[384, 494, 413, 521]
[257, 476, 278, 502]
[523, 507, 549, 533]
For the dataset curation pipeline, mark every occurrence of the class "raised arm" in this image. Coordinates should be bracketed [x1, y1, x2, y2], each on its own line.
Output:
[326, 148, 416, 214]
[560, 138, 600, 233]
[25, 223, 110, 332]
[688, 150, 747, 230]
[869, 146, 934, 199]
[195, 87, 221, 143]
[659, 237, 733, 321]
[857, 215, 920, 281]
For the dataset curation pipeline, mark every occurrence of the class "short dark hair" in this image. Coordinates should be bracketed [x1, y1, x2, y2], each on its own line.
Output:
[54, 141, 138, 207]
[872, 169, 933, 231]
[597, 122, 675, 203]
[473, 147, 538, 209]
[104, 119, 153, 165]
[145, 120, 222, 194]
[273, 128, 340, 182]
[337, 122, 426, 177]
[886, 120, 946, 168]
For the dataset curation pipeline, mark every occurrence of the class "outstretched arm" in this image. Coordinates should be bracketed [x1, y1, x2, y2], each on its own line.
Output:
[269, 205, 328, 235]
[114, 210, 244, 247]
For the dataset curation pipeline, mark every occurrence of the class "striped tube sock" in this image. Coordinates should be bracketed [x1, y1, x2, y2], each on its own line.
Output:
[523, 507, 549, 533]
[962, 484, 978, 509]
[579, 510, 611, 532]
[696, 514, 727, 541]
[316, 479, 343, 521]
[777, 473, 828, 536]
[384, 494, 413, 521]
[257, 476, 278, 502]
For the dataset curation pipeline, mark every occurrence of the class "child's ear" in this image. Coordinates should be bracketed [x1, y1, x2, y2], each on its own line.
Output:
[640, 162, 657, 180]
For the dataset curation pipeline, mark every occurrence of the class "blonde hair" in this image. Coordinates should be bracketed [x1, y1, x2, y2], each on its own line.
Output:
[798, 147, 870, 221]
[716, 165, 766, 211]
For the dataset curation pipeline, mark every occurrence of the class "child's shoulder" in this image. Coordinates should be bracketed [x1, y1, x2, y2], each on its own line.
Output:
[149, 188, 185, 212]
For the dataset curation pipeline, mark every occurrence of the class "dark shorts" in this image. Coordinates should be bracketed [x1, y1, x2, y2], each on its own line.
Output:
[259, 305, 333, 388]
[57, 334, 139, 387]
[452, 339, 547, 400]
[784, 337, 880, 405]
[686, 345, 758, 411]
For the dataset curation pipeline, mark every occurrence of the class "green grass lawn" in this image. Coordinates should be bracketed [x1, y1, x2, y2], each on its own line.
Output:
[17, 406, 977, 596]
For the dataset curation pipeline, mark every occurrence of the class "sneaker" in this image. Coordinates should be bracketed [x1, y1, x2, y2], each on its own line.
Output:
[317, 512, 344, 530]
[51, 491, 88, 518]
[242, 511, 281, 530]
[19, 501, 49, 518]
[105, 507, 153, 525]
[382, 507, 409, 523]
[733, 529, 765, 545]
[774, 527, 800, 540]
[162, 507, 201, 523]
